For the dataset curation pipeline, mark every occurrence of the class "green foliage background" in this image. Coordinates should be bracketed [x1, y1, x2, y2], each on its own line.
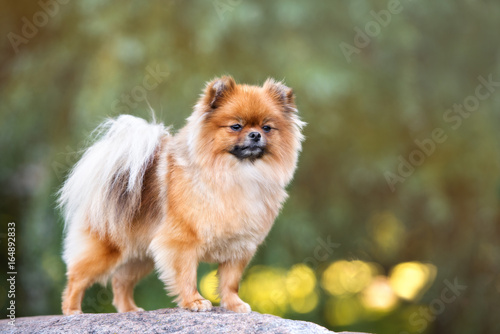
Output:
[1, 0, 500, 333]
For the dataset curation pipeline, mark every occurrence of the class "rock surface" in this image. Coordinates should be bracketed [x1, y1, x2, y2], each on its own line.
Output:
[0, 307, 369, 334]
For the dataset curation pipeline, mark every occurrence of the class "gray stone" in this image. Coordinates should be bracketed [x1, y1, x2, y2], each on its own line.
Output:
[0, 307, 370, 334]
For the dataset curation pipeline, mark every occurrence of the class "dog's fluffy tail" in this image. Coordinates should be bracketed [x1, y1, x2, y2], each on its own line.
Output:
[58, 115, 168, 238]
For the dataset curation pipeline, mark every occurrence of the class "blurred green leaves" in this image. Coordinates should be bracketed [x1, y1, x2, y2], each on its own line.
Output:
[1, 0, 500, 333]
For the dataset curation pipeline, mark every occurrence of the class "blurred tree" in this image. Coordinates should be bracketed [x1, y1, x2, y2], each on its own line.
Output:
[1, 0, 500, 333]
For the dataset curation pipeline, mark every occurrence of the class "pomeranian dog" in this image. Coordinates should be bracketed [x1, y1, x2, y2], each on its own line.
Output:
[59, 76, 305, 315]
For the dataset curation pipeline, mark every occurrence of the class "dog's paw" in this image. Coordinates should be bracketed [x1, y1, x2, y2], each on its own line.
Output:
[63, 309, 83, 316]
[113, 298, 145, 313]
[118, 306, 144, 313]
[221, 300, 251, 313]
[184, 298, 212, 312]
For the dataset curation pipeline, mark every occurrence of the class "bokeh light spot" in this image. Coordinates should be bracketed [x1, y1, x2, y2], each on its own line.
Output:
[360, 275, 398, 312]
[199, 269, 220, 303]
[322, 260, 377, 296]
[389, 262, 437, 301]
[290, 291, 319, 314]
[325, 296, 363, 326]
[239, 266, 288, 316]
[285, 264, 316, 298]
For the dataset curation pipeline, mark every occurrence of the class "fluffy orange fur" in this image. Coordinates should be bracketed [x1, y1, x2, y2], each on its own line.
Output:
[60, 76, 304, 315]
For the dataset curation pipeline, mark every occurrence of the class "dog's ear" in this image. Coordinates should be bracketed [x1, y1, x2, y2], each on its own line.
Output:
[264, 78, 296, 112]
[201, 76, 236, 110]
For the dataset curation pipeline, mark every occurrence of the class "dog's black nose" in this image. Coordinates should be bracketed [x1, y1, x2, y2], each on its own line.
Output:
[248, 132, 261, 142]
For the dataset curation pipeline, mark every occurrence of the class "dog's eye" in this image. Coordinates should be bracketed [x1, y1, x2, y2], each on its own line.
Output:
[230, 124, 242, 131]
[262, 125, 272, 133]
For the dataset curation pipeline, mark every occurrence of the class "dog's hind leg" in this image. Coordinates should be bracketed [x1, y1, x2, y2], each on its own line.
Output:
[112, 258, 154, 312]
[62, 230, 122, 315]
